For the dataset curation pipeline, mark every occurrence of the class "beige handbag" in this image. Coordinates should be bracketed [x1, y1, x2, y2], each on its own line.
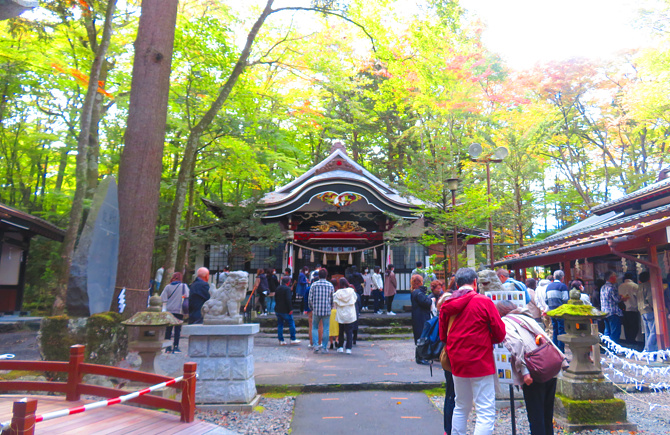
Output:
[440, 315, 456, 372]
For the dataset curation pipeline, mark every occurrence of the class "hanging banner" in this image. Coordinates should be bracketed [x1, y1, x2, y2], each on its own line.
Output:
[288, 244, 294, 273]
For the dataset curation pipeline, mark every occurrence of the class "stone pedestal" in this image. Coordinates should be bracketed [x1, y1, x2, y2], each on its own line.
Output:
[548, 298, 636, 433]
[182, 324, 259, 404]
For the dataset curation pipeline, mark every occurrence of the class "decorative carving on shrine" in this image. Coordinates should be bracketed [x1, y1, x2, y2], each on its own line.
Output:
[296, 212, 327, 220]
[316, 192, 363, 208]
[351, 212, 375, 221]
[310, 221, 366, 232]
[315, 158, 364, 176]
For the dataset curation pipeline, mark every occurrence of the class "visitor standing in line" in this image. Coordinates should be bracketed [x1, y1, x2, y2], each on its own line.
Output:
[436, 289, 455, 435]
[524, 278, 543, 324]
[384, 264, 397, 315]
[439, 267, 506, 435]
[410, 274, 432, 345]
[411, 261, 425, 279]
[637, 271, 656, 352]
[328, 278, 340, 350]
[545, 270, 569, 353]
[534, 278, 552, 333]
[309, 268, 334, 353]
[371, 266, 384, 314]
[252, 268, 269, 316]
[275, 276, 300, 346]
[188, 267, 211, 325]
[161, 271, 188, 353]
[618, 272, 639, 344]
[334, 277, 358, 354]
[362, 268, 372, 310]
[429, 279, 445, 318]
[266, 267, 279, 315]
[601, 270, 627, 345]
[497, 300, 563, 435]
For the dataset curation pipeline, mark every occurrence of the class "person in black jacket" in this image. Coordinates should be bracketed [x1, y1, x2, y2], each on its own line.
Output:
[275, 276, 301, 345]
[266, 267, 280, 315]
[410, 274, 433, 343]
[189, 267, 211, 324]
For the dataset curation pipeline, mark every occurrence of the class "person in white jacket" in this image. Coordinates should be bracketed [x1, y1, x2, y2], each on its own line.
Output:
[535, 278, 552, 332]
[334, 277, 358, 354]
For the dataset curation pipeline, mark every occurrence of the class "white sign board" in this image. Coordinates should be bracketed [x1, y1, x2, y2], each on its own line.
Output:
[484, 291, 526, 309]
[494, 342, 514, 384]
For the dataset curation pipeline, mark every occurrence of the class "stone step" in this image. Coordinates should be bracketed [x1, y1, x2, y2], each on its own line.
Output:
[256, 332, 414, 341]
[259, 325, 411, 335]
[254, 313, 412, 328]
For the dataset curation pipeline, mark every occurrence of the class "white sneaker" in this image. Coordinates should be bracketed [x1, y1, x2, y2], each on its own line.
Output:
[345, 349, 352, 354]
[308, 343, 313, 348]
[388, 311, 396, 316]
[337, 347, 344, 353]
[290, 339, 302, 344]
[376, 311, 383, 315]
[279, 341, 287, 346]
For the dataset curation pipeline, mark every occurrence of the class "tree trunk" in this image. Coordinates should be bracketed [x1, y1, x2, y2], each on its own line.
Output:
[159, 0, 276, 287]
[52, 0, 118, 315]
[116, 0, 179, 316]
[86, 61, 111, 198]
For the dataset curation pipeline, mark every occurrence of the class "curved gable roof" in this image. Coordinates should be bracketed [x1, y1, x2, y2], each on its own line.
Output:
[260, 146, 422, 218]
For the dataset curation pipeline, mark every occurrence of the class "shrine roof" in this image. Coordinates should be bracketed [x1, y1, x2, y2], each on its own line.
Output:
[497, 202, 670, 267]
[589, 174, 670, 215]
[0, 202, 65, 242]
[260, 147, 421, 212]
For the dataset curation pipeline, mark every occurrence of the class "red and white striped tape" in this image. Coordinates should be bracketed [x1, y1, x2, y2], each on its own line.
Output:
[0, 375, 183, 430]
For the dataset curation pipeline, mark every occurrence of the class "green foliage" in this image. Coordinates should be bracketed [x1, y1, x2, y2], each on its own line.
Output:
[190, 197, 283, 267]
[85, 312, 128, 366]
[4, 0, 670, 294]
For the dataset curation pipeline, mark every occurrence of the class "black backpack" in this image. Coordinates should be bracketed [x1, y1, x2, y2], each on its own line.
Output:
[415, 316, 444, 376]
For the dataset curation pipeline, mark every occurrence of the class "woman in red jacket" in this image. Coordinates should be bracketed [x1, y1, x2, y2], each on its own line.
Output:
[439, 268, 506, 435]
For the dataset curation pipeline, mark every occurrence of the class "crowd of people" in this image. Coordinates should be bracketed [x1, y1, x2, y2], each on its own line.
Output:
[156, 262, 670, 435]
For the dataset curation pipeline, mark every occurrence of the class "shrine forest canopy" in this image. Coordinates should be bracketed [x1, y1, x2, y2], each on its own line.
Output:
[0, 0, 669, 316]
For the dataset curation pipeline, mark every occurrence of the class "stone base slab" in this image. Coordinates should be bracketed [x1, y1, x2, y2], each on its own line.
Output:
[554, 394, 635, 432]
[197, 395, 261, 413]
[557, 377, 615, 400]
[554, 416, 637, 433]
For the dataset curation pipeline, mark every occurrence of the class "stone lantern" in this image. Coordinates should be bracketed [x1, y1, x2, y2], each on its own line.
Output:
[548, 289, 636, 432]
[122, 293, 182, 373]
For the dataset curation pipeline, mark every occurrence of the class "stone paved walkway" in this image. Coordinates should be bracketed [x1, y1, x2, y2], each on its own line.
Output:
[290, 390, 443, 435]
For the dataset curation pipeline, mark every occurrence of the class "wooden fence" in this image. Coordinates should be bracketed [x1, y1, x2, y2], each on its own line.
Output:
[0, 345, 196, 434]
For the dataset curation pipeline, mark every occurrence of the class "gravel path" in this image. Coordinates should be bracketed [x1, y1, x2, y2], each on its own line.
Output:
[196, 396, 295, 435]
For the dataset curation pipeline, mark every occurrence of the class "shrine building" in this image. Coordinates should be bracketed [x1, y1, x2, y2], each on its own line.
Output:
[198, 143, 485, 292]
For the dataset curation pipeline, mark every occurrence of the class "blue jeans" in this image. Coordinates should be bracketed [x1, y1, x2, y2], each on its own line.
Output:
[642, 312, 657, 352]
[312, 313, 330, 349]
[604, 315, 621, 345]
[267, 296, 276, 314]
[444, 370, 455, 434]
[372, 289, 383, 312]
[276, 313, 297, 342]
[551, 318, 565, 353]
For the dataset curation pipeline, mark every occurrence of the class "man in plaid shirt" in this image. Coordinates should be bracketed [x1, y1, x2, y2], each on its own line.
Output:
[308, 268, 334, 353]
[601, 270, 629, 345]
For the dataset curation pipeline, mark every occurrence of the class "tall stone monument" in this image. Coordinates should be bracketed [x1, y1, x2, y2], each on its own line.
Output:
[182, 271, 260, 407]
[67, 176, 120, 317]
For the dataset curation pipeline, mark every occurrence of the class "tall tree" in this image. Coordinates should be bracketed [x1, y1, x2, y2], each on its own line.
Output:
[116, 0, 179, 315]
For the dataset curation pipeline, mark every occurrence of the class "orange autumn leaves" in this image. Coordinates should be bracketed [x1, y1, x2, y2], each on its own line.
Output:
[51, 63, 114, 99]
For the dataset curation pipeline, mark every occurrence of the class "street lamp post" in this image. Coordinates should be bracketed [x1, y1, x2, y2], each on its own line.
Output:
[468, 143, 508, 269]
[446, 178, 460, 273]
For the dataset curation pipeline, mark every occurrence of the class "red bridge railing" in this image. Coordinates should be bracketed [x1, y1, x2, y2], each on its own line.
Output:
[0, 345, 197, 435]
